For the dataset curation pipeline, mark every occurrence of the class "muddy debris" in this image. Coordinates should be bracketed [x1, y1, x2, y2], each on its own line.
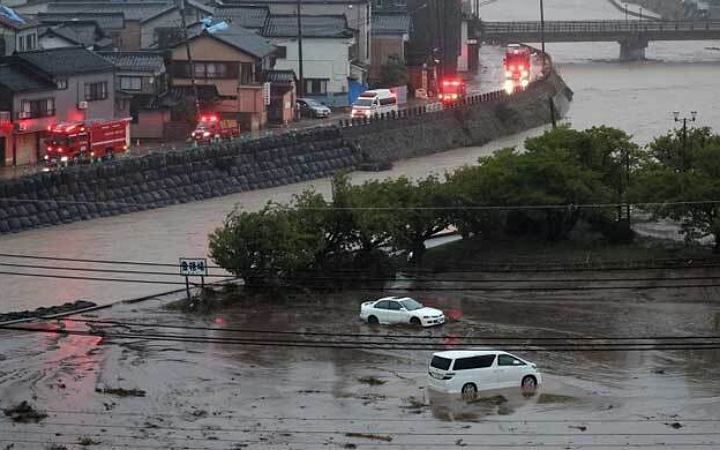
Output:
[96, 387, 146, 397]
[47, 446, 67, 450]
[667, 422, 684, 429]
[653, 368, 667, 375]
[2, 401, 48, 423]
[358, 376, 386, 386]
[0, 300, 96, 323]
[456, 438, 468, 447]
[467, 395, 507, 406]
[345, 432, 393, 442]
[343, 444, 357, 449]
[569, 425, 588, 432]
[77, 436, 100, 446]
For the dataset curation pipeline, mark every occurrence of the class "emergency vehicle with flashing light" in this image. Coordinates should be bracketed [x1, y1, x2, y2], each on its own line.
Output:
[438, 77, 467, 105]
[190, 114, 240, 143]
[44, 118, 131, 166]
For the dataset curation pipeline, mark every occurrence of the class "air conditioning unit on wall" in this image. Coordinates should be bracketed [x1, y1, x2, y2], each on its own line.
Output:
[78, 101, 88, 110]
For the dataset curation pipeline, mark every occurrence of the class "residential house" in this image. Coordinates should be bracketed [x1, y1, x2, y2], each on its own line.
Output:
[140, 0, 215, 49]
[167, 21, 276, 132]
[99, 51, 169, 140]
[370, 11, 411, 83]
[223, 0, 372, 80]
[36, 12, 127, 49]
[263, 14, 354, 106]
[0, 5, 39, 56]
[39, 21, 114, 50]
[0, 47, 115, 166]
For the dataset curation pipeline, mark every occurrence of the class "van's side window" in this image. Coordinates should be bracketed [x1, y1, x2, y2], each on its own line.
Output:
[379, 97, 397, 106]
[453, 355, 496, 370]
[498, 355, 526, 366]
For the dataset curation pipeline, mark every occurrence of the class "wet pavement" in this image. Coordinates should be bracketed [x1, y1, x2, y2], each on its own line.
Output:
[1, 269, 719, 449]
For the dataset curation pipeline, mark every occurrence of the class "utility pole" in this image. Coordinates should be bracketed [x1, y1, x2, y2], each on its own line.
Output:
[539, 0, 545, 54]
[178, 0, 200, 117]
[296, 0, 304, 97]
[673, 111, 697, 172]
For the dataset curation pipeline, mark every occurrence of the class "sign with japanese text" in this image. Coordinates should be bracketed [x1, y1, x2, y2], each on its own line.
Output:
[180, 258, 208, 276]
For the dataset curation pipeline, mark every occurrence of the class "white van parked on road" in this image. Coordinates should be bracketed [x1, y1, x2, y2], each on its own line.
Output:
[427, 350, 541, 399]
[351, 89, 398, 118]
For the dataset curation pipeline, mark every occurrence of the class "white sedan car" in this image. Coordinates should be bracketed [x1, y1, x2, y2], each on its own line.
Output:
[359, 296, 445, 327]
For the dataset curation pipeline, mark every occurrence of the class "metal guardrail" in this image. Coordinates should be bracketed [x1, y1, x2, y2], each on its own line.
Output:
[482, 20, 720, 34]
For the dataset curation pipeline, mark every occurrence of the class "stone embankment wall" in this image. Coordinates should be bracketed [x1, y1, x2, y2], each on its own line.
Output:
[0, 69, 572, 235]
[0, 128, 357, 234]
[340, 70, 572, 163]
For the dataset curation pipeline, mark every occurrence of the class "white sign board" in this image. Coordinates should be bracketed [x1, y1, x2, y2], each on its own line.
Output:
[180, 258, 208, 276]
[263, 82, 271, 106]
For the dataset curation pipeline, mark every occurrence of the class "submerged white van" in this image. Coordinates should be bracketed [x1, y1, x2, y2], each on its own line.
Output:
[351, 89, 398, 118]
[427, 350, 541, 399]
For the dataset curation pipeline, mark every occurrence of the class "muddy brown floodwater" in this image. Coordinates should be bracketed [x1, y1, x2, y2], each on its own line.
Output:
[1, 267, 720, 449]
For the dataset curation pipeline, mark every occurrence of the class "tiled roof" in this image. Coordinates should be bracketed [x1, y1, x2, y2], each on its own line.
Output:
[262, 15, 352, 38]
[16, 47, 115, 76]
[98, 51, 165, 73]
[42, 22, 102, 47]
[46, 2, 170, 22]
[265, 69, 295, 82]
[186, 20, 276, 58]
[37, 12, 125, 30]
[0, 62, 55, 92]
[214, 5, 269, 30]
[372, 13, 411, 36]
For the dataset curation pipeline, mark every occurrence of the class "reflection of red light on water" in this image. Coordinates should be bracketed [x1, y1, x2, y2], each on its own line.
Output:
[443, 333, 461, 347]
[446, 309, 463, 321]
[214, 317, 226, 326]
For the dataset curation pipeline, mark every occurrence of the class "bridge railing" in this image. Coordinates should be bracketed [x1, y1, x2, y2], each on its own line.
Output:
[482, 20, 720, 35]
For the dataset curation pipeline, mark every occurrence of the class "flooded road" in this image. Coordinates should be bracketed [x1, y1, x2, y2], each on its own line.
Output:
[1, 0, 720, 312]
[1, 276, 719, 449]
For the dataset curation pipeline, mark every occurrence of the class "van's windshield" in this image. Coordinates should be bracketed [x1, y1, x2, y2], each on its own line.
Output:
[354, 98, 374, 107]
[430, 356, 452, 370]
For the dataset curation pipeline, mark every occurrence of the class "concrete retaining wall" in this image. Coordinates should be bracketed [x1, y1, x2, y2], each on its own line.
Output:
[0, 69, 573, 235]
[340, 70, 573, 163]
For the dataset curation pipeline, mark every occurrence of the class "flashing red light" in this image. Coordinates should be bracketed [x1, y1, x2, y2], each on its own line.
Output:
[201, 116, 207, 121]
[46, 146, 52, 152]
[210, 116, 218, 121]
[518, 64, 525, 71]
[57, 147, 63, 152]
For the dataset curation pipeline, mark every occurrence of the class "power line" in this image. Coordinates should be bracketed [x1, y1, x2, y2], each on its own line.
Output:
[60, 317, 720, 341]
[2, 324, 720, 352]
[0, 270, 198, 286]
[0, 252, 222, 269]
[4, 197, 720, 210]
[0, 261, 232, 278]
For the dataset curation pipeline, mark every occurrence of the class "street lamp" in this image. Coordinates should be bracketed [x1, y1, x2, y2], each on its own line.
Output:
[673, 110, 697, 172]
[624, 2, 628, 24]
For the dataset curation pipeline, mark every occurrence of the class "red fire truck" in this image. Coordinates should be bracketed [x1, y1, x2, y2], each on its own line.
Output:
[438, 77, 467, 105]
[190, 114, 240, 144]
[44, 118, 131, 165]
[503, 44, 531, 82]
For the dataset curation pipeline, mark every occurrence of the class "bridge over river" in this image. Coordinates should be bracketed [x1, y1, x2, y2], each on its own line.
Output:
[478, 20, 720, 60]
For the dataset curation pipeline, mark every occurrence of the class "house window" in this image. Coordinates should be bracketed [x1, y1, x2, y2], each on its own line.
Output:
[56, 79, 67, 90]
[304, 78, 328, 95]
[275, 45, 287, 59]
[120, 76, 143, 91]
[20, 98, 55, 119]
[16, 36, 24, 52]
[26, 34, 36, 51]
[85, 81, 108, 101]
[240, 62, 254, 84]
[205, 62, 227, 79]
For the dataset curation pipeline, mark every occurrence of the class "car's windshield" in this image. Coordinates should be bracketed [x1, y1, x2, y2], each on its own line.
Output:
[400, 299, 423, 310]
[354, 98, 374, 107]
[303, 99, 322, 107]
[430, 356, 452, 370]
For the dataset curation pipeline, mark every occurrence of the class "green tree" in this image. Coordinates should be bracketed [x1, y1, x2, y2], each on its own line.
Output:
[633, 127, 720, 251]
[378, 54, 409, 88]
[208, 204, 322, 286]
